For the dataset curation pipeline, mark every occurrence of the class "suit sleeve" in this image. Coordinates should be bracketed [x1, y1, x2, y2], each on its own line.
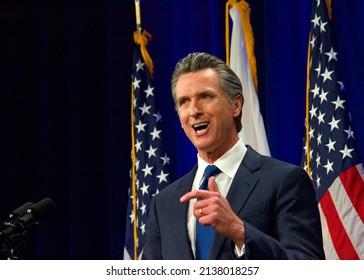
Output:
[243, 167, 325, 260]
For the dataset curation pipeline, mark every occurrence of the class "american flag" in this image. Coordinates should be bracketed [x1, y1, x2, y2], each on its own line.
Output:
[303, 0, 364, 259]
[124, 32, 171, 260]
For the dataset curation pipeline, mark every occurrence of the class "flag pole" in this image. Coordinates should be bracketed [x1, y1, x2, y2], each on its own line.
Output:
[131, 0, 142, 260]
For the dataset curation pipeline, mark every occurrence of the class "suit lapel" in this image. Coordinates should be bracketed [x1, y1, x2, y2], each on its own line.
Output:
[170, 165, 197, 259]
[209, 146, 261, 259]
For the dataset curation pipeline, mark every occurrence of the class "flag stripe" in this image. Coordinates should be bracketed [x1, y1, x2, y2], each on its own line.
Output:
[339, 164, 364, 224]
[329, 171, 364, 258]
[320, 191, 359, 259]
[318, 204, 338, 259]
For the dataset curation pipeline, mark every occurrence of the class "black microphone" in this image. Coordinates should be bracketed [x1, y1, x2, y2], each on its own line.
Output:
[9, 202, 35, 220]
[0, 201, 34, 235]
[0, 198, 57, 241]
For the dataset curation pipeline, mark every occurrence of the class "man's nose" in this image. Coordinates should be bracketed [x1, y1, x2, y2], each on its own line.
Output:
[189, 100, 202, 116]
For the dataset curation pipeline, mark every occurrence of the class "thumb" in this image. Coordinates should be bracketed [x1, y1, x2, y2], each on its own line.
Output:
[208, 176, 220, 193]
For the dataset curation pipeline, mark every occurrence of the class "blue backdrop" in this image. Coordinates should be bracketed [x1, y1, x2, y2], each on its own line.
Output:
[0, 0, 363, 259]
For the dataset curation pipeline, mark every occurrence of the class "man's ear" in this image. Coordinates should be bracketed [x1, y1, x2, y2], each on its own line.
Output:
[233, 94, 243, 116]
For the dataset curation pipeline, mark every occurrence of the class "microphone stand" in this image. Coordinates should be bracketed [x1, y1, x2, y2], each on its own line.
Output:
[0, 232, 26, 260]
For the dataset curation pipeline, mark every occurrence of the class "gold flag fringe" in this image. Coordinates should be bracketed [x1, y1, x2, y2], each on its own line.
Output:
[133, 30, 154, 78]
[225, 0, 258, 93]
[305, 32, 312, 178]
[326, 0, 332, 20]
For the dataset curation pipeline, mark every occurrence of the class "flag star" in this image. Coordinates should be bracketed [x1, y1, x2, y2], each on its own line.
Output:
[135, 139, 143, 152]
[135, 59, 145, 72]
[328, 116, 340, 131]
[317, 133, 323, 145]
[154, 111, 162, 122]
[311, 84, 320, 98]
[338, 81, 345, 91]
[133, 77, 141, 89]
[315, 0, 321, 8]
[160, 153, 171, 165]
[142, 164, 153, 177]
[140, 222, 146, 235]
[317, 111, 326, 124]
[157, 170, 169, 184]
[319, 89, 328, 103]
[140, 203, 147, 215]
[129, 210, 135, 223]
[135, 159, 140, 171]
[303, 163, 308, 172]
[310, 35, 317, 49]
[320, 19, 328, 32]
[145, 145, 157, 159]
[139, 102, 151, 115]
[326, 138, 336, 152]
[309, 105, 318, 119]
[323, 159, 334, 174]
[309, 127, 315, 139]
[325, 47, 338, 62]
[340, 144, 354, 159]
[144, 85, 154, 97]
[150, 127, 162, 140]
[331, 95, 345, 110]
[311, 13, 321, 28]
[316, 175, 321, 189]
[344, 126, 355, 139]
[321, 67, 334, 82]
[316, 155, 321, 167]
[135, 120, 147, 133]
[314, 63, 321, 77]
[319, 43, 323, 53]
[140, 183, 149, 195]
[303, 144, 307, 155]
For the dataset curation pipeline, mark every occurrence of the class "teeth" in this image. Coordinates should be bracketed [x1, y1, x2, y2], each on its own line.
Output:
[193, 123, 208, 132]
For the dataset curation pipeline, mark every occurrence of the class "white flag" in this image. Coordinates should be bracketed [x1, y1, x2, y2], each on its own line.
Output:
[229, 7, 270, 156]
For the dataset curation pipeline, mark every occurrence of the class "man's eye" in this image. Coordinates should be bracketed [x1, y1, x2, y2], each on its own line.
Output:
[201, 94, 212, 100]
[178, 99, 189, 107]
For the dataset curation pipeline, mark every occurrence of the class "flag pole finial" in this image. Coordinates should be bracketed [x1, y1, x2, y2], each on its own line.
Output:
[134, 0, 142, 34]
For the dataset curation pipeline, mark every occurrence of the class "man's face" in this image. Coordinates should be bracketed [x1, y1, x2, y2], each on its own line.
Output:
[175, 69, 241, 160]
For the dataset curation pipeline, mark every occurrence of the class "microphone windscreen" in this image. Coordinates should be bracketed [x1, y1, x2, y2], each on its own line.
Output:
[30, 198, 57, 222]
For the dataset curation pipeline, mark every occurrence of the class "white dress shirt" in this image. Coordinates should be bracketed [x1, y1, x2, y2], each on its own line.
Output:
[186, 138, 247, 258]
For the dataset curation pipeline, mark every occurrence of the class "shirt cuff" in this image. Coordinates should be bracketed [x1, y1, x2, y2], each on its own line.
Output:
[234, 243, 245, 258]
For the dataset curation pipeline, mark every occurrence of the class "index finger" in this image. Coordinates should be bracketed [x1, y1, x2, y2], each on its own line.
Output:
[180, 189, 213, 203]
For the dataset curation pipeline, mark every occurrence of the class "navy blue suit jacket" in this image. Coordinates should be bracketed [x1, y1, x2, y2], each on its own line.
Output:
[142, 146, 325, 260]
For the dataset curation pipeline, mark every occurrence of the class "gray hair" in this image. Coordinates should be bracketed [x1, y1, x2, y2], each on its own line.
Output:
[171, 52, 243, 132]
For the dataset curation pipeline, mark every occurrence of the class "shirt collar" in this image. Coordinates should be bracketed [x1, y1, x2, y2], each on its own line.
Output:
[197, 138, 247, 179]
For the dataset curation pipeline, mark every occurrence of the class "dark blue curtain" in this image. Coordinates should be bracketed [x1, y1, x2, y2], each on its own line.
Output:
[1, 0, 363, 259]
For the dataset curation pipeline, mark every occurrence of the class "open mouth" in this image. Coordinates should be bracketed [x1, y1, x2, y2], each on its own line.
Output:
[193, 122, 209, 134]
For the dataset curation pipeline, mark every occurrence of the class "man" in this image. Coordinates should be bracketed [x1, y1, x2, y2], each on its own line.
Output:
[142, 52, 325, 260]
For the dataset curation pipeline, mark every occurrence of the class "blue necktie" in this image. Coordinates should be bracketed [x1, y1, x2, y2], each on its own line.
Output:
[195, 164, 221, 260]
